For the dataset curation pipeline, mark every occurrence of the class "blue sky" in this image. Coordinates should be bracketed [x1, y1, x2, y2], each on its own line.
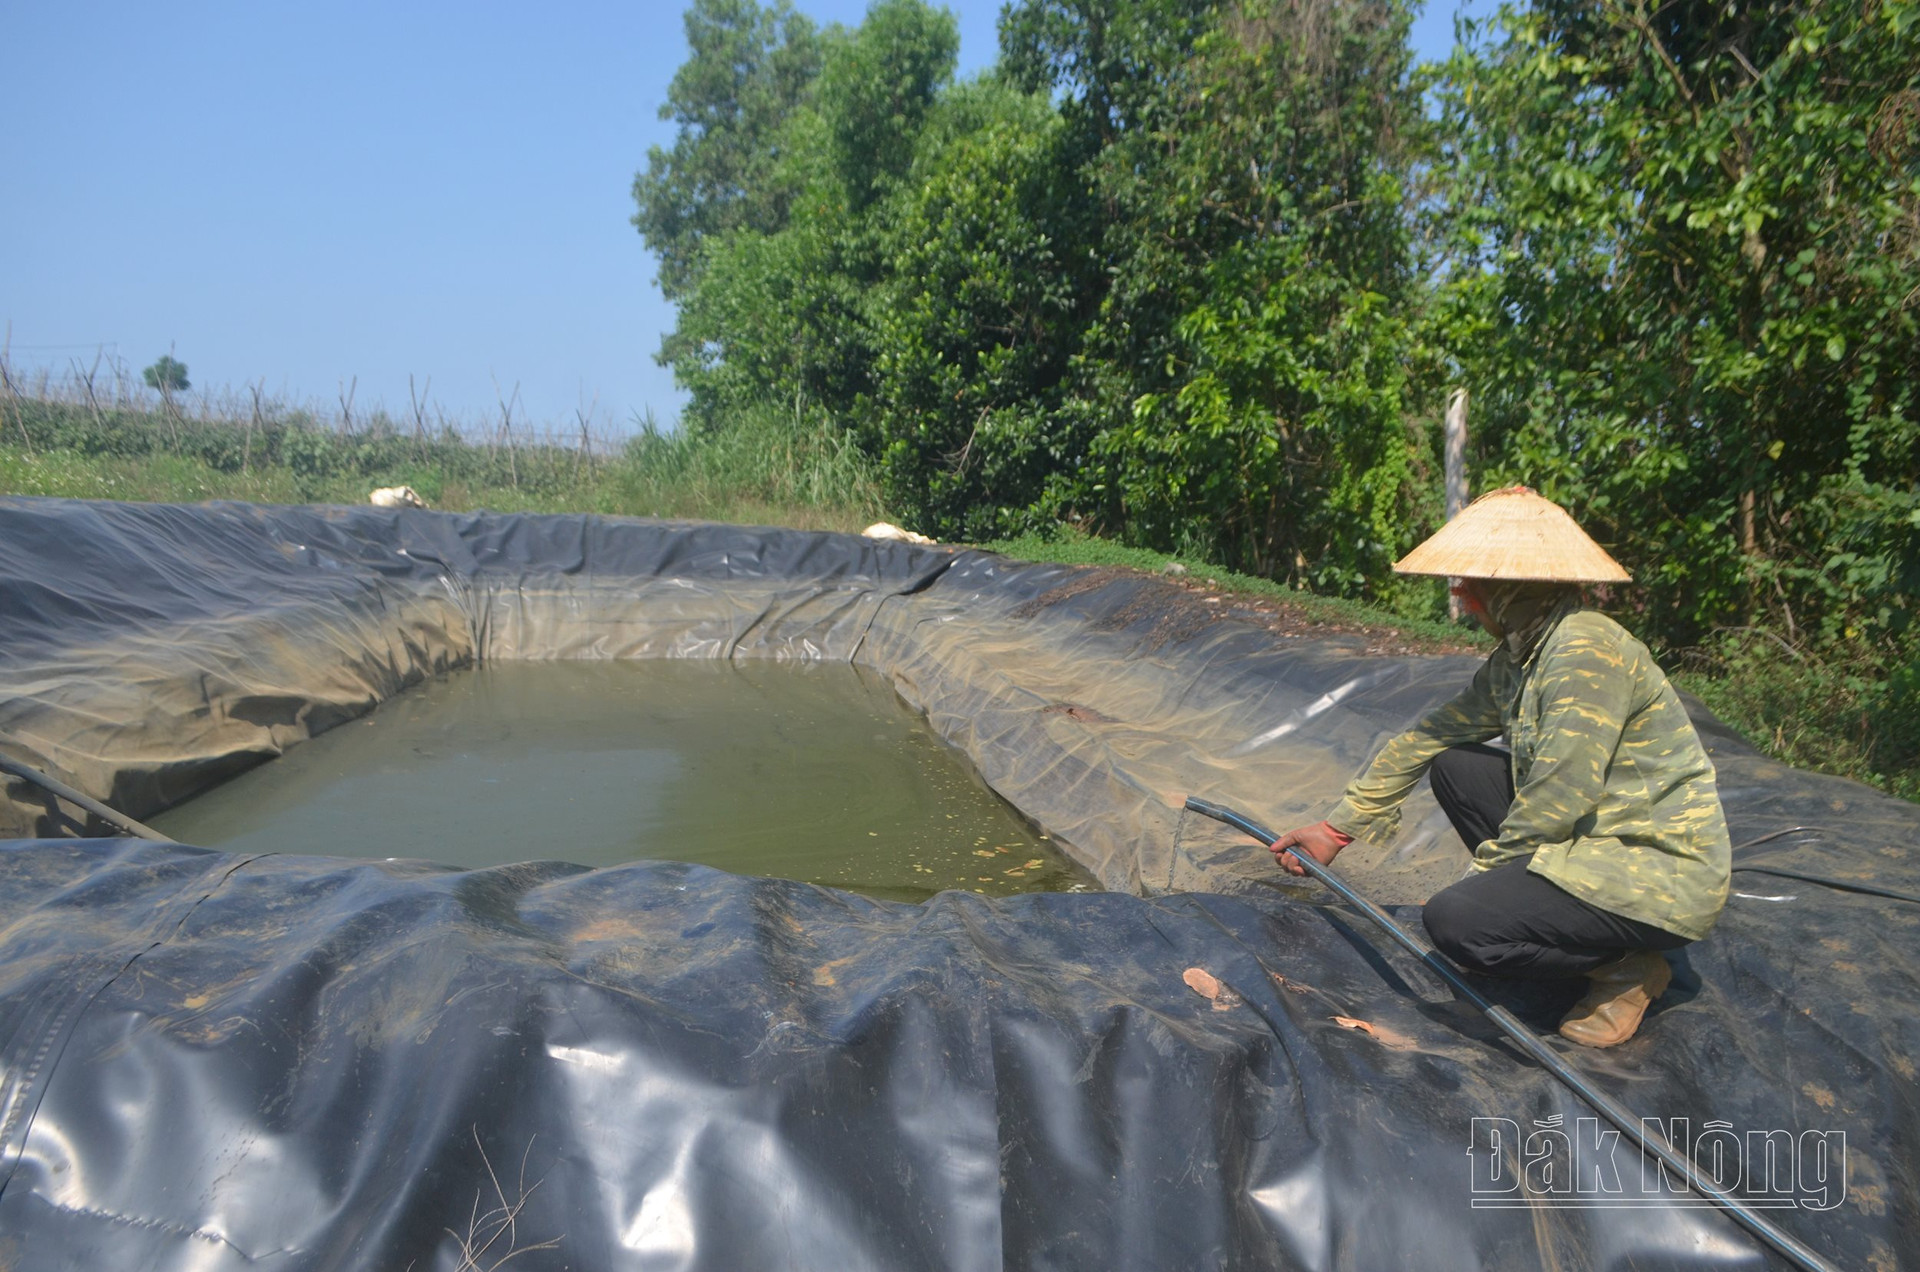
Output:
[2, 1, 1481, 436]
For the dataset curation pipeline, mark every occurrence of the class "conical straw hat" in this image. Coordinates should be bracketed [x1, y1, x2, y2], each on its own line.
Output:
[1393, 485, 1631, 582]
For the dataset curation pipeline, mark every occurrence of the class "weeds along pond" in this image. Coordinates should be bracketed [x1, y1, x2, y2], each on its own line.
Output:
[151, 660, 1095, 902]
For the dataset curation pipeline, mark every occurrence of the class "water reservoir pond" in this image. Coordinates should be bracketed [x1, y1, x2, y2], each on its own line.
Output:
[153, 660, 1094, 902]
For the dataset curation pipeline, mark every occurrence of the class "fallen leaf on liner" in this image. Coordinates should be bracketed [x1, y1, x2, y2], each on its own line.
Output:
[1330, 1015, 1414, 1049]
[1184, 967, 1222, 998]
[1183, 967, 1242, 1011]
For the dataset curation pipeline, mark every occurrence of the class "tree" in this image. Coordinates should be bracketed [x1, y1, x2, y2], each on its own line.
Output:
[637, 0, 1915, 652]
[1436, 0, 1920, 650]
[862, 80, 1098, 539]
[631, 0, 827, 302]
[143, 355, 189, 394]
[1024, 0, 1434, 595]
[808, 0, 959, 211]
[642, 0, 962, 436]
[999, 0, 1215, 147]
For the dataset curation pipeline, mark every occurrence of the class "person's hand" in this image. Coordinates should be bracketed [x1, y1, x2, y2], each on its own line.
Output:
[1270, 821, 1352, 877]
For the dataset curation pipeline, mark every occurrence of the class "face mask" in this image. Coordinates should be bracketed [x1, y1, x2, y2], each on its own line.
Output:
[1479, 581, 1580, 658]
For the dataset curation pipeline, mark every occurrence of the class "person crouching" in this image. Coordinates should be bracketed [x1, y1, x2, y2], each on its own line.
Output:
[1269, 486, 1731, 1047]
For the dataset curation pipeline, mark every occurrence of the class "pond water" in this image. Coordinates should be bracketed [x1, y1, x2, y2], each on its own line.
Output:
[152, 660, 1095, 902]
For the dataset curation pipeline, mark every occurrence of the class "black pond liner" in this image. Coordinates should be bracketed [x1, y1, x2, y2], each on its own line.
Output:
[0, 496, 1913, 1270]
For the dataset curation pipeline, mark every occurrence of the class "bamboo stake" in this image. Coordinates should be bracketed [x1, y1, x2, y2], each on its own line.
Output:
[494, 379, 521, 491]
[575, 389, 598, 486]
[245, 380, 265, 474]
[0, 326, 33, 456]
[409, 374, 431, 465]
[158, 342, 183, 452]
[73, 349, 107, 431]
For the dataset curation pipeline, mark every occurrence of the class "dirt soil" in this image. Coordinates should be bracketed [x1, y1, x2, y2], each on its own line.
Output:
[1013, 563, 1486, 659]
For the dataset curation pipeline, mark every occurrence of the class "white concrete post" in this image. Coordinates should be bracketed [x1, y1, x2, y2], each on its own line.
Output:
[1444, 387, 1469, 619]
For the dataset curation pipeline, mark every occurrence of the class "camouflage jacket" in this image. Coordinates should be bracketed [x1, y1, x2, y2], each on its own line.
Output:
[1327, 607, 1731, 940]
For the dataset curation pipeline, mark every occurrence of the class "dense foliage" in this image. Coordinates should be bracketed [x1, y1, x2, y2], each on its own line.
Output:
[633, 0, 1919, 786]
[1437, 0, 1920, 654]
[1434, 0, 1920, 790]
[1027, 0, 1434, 600]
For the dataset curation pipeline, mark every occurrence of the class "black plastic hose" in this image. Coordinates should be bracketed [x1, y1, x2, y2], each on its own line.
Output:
[1182, 796, 1837, 1272]
[1733, 864, 1920, 905]
[0, 753, 175, 842]
[1724, 826, 1920, 905]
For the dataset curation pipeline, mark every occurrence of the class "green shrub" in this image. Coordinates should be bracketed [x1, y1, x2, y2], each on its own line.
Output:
[1676, 628, 1920, 802]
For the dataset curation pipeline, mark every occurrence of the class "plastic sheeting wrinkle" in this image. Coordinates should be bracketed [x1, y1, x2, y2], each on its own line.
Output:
[1247, 1157, 1332, 1272]
[547, 1042, 625, 1076]
[847, 550, 963, 667]
[1226, 665, 1407, 756]
[0, 850, 270, 1196]
[40, 1197, 258, 1257]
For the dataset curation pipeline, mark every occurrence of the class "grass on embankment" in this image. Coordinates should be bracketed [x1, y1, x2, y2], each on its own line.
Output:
[0, 400, 884, 533]
[980, 529, 1487, 654]
[1672, 635, 1919, 804]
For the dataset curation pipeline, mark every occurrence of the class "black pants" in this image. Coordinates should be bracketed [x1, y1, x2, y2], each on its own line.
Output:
[1419, 744, 1690, 978]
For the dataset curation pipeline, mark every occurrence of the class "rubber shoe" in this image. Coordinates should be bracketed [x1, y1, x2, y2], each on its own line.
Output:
[1558, 950, 1673, 1048]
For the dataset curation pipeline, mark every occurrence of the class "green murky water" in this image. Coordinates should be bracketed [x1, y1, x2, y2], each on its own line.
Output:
[152, 660, 1094, 902]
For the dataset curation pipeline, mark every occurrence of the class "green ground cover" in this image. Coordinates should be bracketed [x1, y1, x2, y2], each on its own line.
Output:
[0, 397, 883, 531]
